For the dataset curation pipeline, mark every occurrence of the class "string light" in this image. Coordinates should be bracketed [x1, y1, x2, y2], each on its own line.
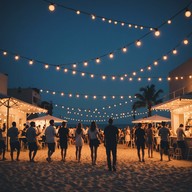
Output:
[48, 4, 55, 12]
[183, 39, 189, 45]
[45, 64, 49, 69]
[14, 55, 19, 60]
[3, 51, 7, 56]
[185, 9, 191, 17]
[154, 29, 160, 37]
[136, 40, 142, 47]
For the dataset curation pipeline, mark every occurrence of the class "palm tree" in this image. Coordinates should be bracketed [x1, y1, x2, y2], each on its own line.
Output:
[132, 84, 163, 118]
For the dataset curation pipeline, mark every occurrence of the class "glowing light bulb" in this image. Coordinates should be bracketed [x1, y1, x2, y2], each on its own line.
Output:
[83, 61, 88, 66]
[129, 77, 133, 81]
[185, 9, 191, 17]
[108, 20, 112, 23]
[163, 55, 168, 60]
[102, 76, 106, 80]
[133, 72, 136, 76]
[154, 61, 158, 66]
[90, 74, 94, 78]
[122, 47, 127, 52]
[61, 92, 64, 96]
[81, 73, 85, 76]
[112, 76, 116, 80]
[148, 66, 151, 70]
[120, 77, 124, 81]
[172, 49, 177, 55]
[109, 53, 114, 59]
[49, 4, 55, 12]
[93, 96, 97, 99]
[154, 29, 160, 37]
[183, 39, 189, 45]
[148, 78, 151, 81]
[167, 77, 171, 81]
[29, 60, 33, 65]
[128, 24, 132, 28]
[167, 20, 172, 24]
[72, 71, 76, 75]
[91, 15, 96, 20]
[96, 58, 100, 63]
[140, 69, 144, 72]
[76, 10, 80, 15]
[140, 26, 144, 30]
[56, 66, 60, 70]
[114, 21, 117, 25]
[3, 51, 7, 55]
[103, 96, 106, 99]
[45, 64, 49, 69]
[121, 22, 125, 26]
[64, 68, 68, 73]
[136, 40, 142, 47]
[85, 95, 88, 99]
[15, 55, 19, 60]
[102, 18, 106, 21]
[73, 64, 77, 68]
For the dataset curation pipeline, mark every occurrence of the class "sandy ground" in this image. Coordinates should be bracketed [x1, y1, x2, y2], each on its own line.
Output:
[0, 144, 192, 192]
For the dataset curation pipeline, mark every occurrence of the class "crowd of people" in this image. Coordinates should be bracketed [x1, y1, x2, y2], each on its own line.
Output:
[0, 118, 189, 171]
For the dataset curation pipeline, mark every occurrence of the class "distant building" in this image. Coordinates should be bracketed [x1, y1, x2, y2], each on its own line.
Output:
[8, 87, 41, 106]
[169, 58, 192, 98]
[0, 73, 8, 95]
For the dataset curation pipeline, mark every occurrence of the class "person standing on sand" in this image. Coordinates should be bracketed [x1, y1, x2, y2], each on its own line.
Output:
[0, 123, 7, 161]
[57, 121, 69, 162]
[45, 119, 56, 163]
[26, 121, 40, 162]
[135, 123, 146, 162]
[146, 123, 154, 158]
[7, 122, 21, 161]
[158, 121, 171, 161]
[88, 121, 101, 165]
[75, 122, 84, 163]
[104, 118, 119, 171]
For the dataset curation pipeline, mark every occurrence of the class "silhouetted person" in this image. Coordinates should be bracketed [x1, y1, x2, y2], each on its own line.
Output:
[75, 122, 84, 162]
[8, 122, 20, 161]
[104, 118, 119, 171]
[158, 121, 171, 161]
[0, 123, 6, 160]
[57, 121, 69, 162]
[45, 119, 56, 163]
[88, 121, 101, 165]
[26, 121, 40, 162]
[135, 123, 145, 162]
[146, 123, 154, 158]
[176, 124, 186, 159]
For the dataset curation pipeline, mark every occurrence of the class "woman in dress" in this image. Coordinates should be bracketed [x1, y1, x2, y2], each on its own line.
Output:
[125, 126, 131, 147]
[75, 122, 84, 162]
[88, 121, 100, 165]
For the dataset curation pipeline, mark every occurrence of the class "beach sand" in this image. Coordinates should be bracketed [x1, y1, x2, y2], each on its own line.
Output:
[0, 144, 192, 192]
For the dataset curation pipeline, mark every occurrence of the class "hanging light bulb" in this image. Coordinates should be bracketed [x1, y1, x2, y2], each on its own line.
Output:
[83, 61, 88, 66]
[154, 29, 160, 37]
[112, 76, 116, 80]
[136, 40, 142, 47]
[185, 9, 191, 17]
[14, 55, 19, 60]
[90, 74, 94, 78]
[183, 39, 189, 45]
[167, 20, 172, 24]
[76, 10, 80, 15]
[163, 55, 168, 60]
[29, 60, 34, 65]
[122, 47, 127, 53]
[3, 51, 7, 55]
[154, 61, 158, 66]
[172, 49, 177, 55]
[109, 53, 114, 59]
[45, 64, 49, 69]
[64, 68, 68, 73]
[91, 15, 96, 20]
[49, 4, 55, 12]
[96, 58, 101, 63]
[56, 65, 60, 71]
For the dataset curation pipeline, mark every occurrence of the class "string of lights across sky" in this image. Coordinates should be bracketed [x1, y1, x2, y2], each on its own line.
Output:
[1, 32, 192, 82]
[43, 0, 192, 32]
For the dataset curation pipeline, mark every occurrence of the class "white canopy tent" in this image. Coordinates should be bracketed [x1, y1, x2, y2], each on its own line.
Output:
[132, 114, 171, 123]
[29, 114, 67, 127]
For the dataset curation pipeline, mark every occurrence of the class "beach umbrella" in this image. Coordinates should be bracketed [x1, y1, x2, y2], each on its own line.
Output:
[29, 114, 67, 125]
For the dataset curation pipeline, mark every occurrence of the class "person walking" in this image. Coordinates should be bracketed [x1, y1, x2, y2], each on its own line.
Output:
[7, 122, 21, 161]
[135, 123, 146, 162]
[146, 123, 154, 158]
[57, 121, 69, 162]
[45, 119, 56, 163]
[104, 118, 119, 171]
[75, 122, 84, 163]
[176, 124, 186, 159]
[0, 123, 6, 161]
[158, 121, 171, 161]
[88, 121, 101, 165]
[26, 121, 40, 162]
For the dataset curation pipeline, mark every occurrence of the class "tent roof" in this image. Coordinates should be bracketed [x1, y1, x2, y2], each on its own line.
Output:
[30, 114, 67, 122]
[152, 95, 192, 111]
[0, 94, 47, 114]
[132, 114, 171, 123]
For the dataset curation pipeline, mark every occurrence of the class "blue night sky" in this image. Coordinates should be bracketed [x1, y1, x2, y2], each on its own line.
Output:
[0, 0, 192, 125]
